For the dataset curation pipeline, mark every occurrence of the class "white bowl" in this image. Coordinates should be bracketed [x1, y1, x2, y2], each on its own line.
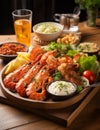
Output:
[33, 22, 64, 41]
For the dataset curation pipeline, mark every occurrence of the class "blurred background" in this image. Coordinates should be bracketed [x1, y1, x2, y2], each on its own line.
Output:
[0, 0, 88, 34]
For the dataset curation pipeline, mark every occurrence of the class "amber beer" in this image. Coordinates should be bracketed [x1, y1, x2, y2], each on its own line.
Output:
[12, 9, 32, 47]
[14, 19, 31, 47]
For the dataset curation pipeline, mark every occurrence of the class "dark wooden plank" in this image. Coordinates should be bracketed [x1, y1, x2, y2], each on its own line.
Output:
[0, 103, 42, 130]
[9, 120, 68, 130]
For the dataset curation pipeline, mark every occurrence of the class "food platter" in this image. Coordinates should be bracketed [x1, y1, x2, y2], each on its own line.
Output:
[0, 29, 99, 109]
[0, 64, 91, 109]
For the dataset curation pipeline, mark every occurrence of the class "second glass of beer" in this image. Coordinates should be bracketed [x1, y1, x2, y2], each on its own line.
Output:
[12, 9, 32, 47]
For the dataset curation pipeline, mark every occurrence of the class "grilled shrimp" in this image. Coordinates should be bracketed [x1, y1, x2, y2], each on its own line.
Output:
[16, 62, 42, 97]
[46, 55, 59, 70]
[26, 65, 53, 100]
[40, 50, 57, 65]
[58, 63, 81, 85]
[3, 47, 45, 91]
[30, 47, 45, 62]
[3, 62, 32, 90]
[26, 83, 47, 101]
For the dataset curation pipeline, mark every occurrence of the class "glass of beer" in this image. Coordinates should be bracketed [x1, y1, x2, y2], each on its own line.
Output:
[12, 9, 32, 47]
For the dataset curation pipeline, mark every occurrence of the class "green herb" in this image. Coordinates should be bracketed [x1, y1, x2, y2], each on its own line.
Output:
[58, 82, 69, 94]
[86, 44, 90, 51]
[77, 86, 83, 93]
[45, 42, 58, 51]
[65, 90, 69, 94]
[67, 49, 80, 57]
[58, 82, 67, 91]
[78, 45, 83, 51]
[75, 0, 100, 9]
[45, 42, 72, 56]
[78, 44, 91, 52]
[52, 70, 62, 81]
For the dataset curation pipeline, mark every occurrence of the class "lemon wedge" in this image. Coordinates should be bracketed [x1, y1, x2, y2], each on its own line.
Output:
[5, 52, 30, 75]
[17, 52, 30, 60]
[5, 59, 16, 74]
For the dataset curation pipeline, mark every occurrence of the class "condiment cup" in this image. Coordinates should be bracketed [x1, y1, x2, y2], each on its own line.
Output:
[46, 81, 77, 101]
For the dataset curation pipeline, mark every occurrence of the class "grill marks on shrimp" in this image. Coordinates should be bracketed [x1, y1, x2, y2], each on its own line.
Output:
[15, 62, 43, 97]
[3, 62, 32, 90]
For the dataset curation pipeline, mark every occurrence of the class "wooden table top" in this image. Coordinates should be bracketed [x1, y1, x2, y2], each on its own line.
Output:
[0, 19, 100, 130]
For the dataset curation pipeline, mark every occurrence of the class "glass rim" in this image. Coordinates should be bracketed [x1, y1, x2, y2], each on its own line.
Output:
[12, 9, 32, 17]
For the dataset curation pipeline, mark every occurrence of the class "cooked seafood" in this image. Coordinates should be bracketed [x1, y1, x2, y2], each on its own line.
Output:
[3, 62, 32, 90]
[3, 44, 99, 101]
[16, 61, 42, 97]
[3, 47, 45, 91]
[40, 49, 57, 65]
[30, 47, 45, 61]
[58, 63, 81, 85]
[26, 65, 53, 100]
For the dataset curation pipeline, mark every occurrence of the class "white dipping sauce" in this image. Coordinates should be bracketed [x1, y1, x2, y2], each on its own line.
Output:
[48, 81, 76, 95]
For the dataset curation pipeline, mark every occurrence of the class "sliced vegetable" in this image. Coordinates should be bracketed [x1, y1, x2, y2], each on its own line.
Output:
[82, 70, 95, 84]
[4, 52, 30, 75]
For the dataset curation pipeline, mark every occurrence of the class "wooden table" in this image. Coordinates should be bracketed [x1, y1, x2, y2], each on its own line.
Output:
[0, 19, 100, 130]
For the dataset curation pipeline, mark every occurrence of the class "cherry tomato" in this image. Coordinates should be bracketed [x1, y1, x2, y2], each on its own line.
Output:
[82, 70, 95, 84]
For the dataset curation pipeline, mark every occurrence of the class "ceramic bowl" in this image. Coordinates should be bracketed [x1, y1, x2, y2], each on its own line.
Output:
[46, 81, 77, 101]
[33, 22, 64, 41]
[77, 42, 100, 55]
[0, 42, 28, 63]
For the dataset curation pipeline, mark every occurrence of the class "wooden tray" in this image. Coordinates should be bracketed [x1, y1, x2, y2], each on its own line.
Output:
[0, 85, 99, 127]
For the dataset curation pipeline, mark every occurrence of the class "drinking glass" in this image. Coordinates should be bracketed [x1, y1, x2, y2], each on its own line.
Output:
[12, 9, 32, 47]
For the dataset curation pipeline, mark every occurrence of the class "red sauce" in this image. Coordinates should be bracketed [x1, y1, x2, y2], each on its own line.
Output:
[0, 43, 27, 55]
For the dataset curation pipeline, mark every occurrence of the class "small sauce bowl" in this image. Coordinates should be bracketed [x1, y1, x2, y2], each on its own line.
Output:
[77, 42, 100, 55]
[46, 80, 77, 101]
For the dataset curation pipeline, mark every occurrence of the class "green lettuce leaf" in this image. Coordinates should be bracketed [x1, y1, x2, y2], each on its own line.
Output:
[78, 55, 100, 75]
